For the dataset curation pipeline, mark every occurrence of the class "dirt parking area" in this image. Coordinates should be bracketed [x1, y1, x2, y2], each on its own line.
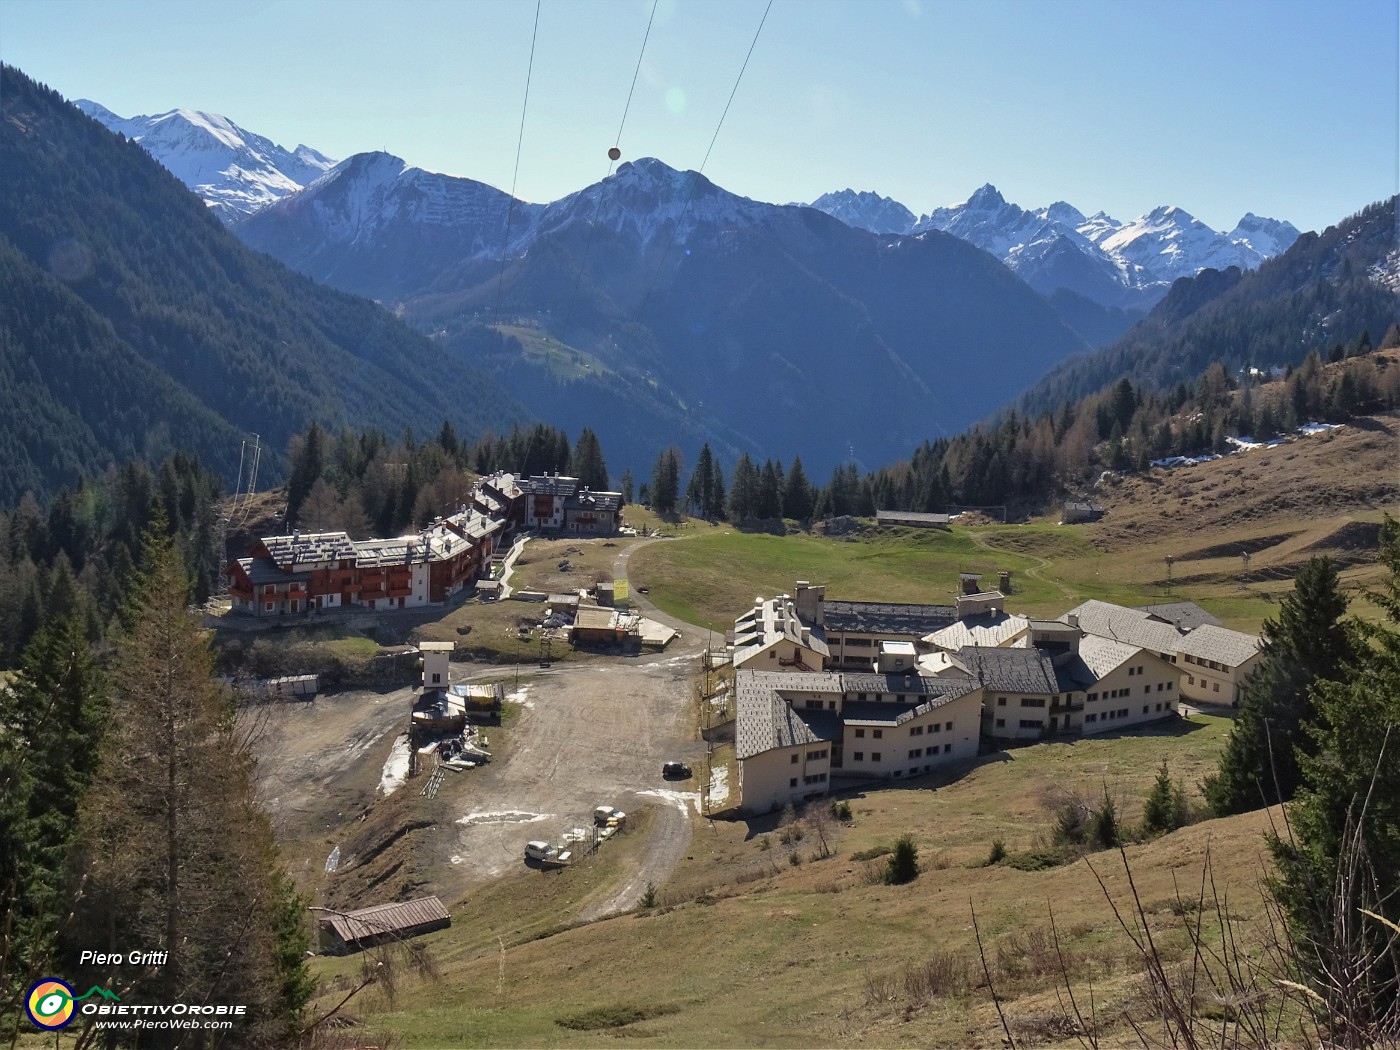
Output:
[251, 627, 708, 916]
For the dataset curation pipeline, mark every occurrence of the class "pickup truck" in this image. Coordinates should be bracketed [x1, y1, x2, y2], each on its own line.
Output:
[523, 840, 572, 867]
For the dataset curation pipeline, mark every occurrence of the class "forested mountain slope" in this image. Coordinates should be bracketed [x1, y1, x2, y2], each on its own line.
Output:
[1018, 198, 1399, 414]
[0, 65, 524, 504]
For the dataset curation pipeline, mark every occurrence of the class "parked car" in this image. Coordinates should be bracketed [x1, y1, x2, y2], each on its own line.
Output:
[594, 805, 627, 826]
[523, 840, 572, 866]
[661, 761, 692, 780]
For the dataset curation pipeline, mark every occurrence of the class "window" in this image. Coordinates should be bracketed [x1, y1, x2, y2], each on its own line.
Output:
[1144, 686, 1151, 695]
[945, 722, 953, 732]
[264, 602, 274, 612]
[1136, 665, 1144, 675]
[1187, 674, 1195, 685]
[1086, 712, 1097, 723]
[873, 729, 883, 739]
[995, 718, 1005, 728]
[1155, 703, 1162, 712]
[944, 743, 952, 754]
[853, 752, 864, 762]
[1127, 666, 1135, 677]
[806, 749, 827, 761]
[805, 699, 822, 709]
[790, 778, 798, 788]
[791, 753, 799, 764]
[854, 728, 865, 738]
[997, 697, 1007, 706]
[1022, 697, 1046, 708]
[910, 725, 923, 736]
[432, 673, 442, 684]
[1019, 719, 1043, 729]
[1143, 705, 1149, 714]
[829, 700, 837, 709]
[1088, 692, 1098, 701]
[857, 692, 867, 701]
[897, 694, 906, 703]
[1214, 681, 1220, 693]
[910, 767, 920, 776]
[871, 752, 881, 762]
[1157, 682, 1164, 691]
[909, 748, 923, 759]
[1166, 682, 1173, 691]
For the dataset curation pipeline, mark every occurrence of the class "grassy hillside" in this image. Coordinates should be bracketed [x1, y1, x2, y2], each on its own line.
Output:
[631, 412, 1398, 634]
[304, 714, 1286, 1048]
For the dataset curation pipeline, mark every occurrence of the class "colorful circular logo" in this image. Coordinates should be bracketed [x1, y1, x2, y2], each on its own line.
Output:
[26, 978, 76, 1029]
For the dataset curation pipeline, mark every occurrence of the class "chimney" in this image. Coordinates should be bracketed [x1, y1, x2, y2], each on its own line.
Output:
[1067, 613, 1079, 630]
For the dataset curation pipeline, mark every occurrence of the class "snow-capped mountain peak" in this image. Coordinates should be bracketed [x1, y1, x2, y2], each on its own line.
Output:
[74, 98, 337, 221]
[804, 189, 917, 235]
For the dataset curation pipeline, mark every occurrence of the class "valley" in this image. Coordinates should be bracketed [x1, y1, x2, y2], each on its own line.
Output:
[243, 410, 1396, 1047]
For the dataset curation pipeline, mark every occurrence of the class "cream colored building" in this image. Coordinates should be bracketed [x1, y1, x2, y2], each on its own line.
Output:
[734, 668, 983, 813]
[1175, 625, 1261, 705]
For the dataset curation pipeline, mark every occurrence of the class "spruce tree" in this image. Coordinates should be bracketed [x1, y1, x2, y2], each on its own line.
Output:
[1204, 557, 1354, 815]
[572, 428, 610, 491]
[782, 456, 813, 522]
[727, 454, 760, 522]
[69, 527, 311, 1046]
[1267, 517, 1400, 1028]
[650, 447, 681, 516]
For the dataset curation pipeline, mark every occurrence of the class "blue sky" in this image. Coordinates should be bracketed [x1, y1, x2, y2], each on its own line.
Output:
[3, 0, 1396, 233]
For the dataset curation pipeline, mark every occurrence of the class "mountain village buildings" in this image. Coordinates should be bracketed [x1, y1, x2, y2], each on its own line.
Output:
[730, 579, 1260, 814]
[226, 471, 623, 617]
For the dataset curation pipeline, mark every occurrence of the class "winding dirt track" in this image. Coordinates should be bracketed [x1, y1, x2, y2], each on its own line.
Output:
[255, 537, 708, 918]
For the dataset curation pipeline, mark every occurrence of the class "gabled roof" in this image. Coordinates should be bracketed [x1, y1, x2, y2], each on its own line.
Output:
[323, 896, 450, 944]
[1175, 624, 1260, 667]
[1062, 599, 1185, 655]
[735, 672, 837, 759]
[732, 594, 830, 668]
[955, 645, 1060, 695]
[1133, 601, 1223, 631]
[1076, 635, 1146, 680]
[926, 612, 1030, 652]
[236, 556, 311, 586]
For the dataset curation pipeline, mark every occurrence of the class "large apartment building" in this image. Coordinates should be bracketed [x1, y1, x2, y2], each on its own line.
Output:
[728, 579, 1259, 813]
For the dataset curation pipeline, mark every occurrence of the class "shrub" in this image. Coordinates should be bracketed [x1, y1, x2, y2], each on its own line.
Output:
[987, 838, 1007, 865]
[883, 834, 919, 885]
[830, 799, 853, 822]
[639, 882, 657, 909]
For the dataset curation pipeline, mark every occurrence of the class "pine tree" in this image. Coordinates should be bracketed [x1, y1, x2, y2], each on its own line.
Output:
[619, 468, 634, 505]
[1141, 759, 1188, 837]
[70, 528, 311, 1046]
[782, 456, 814, 522]
[650, 447, 681, 516]
[1204, 557, 1355, 815]
[685, 444, 723, 519]
[0, 614, 104, 1021]
[727, 454, 760, 522]
[1267, 516, 1400, 1027]
[285, 422, 326, 524]
[572, 428, 610, 491]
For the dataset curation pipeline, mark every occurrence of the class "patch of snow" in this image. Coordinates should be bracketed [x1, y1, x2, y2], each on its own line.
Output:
[505, 683, 533, 708]
[707, 766, 730, 806]
[377, 733, 411, 798]
[457, 810, 550, 826]
[324, 846, 340, 873]
[636, 788, 699, 816]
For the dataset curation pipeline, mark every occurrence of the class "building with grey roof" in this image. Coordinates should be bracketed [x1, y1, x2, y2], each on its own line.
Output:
[1175, 624, 1261, 705]
[733, 668, 983, 813]
[1133, 601, 1223, 631]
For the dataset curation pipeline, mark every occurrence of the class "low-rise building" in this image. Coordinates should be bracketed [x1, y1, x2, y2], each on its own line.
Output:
[734, 668, 982, 812]
[1175, 624, 1261, 705]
